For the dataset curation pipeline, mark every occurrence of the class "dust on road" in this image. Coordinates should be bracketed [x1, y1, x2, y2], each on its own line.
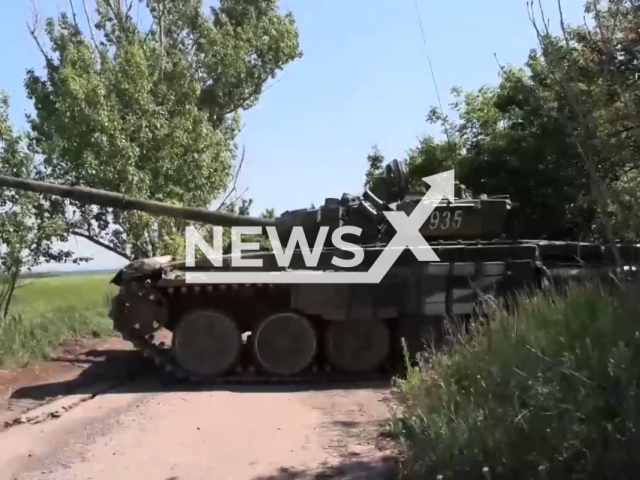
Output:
[0, 339, 399, 480]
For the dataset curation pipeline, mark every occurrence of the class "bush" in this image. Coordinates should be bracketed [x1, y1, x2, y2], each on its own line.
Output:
[391, 283, 640, 480]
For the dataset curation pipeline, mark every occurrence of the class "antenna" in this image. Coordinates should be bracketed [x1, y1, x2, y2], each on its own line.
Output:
[412, 0, 453, 146]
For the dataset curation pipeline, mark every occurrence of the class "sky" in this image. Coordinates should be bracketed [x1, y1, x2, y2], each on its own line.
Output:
[0, 0, 585, 272]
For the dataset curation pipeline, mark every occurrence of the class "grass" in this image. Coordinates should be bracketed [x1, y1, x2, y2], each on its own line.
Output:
[0, 273, 117, 367]
[390, 283, 640, 480]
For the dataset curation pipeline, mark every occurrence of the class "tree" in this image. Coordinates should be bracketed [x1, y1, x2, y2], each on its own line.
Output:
[364, 145, 385, 188]
[525, 0, 640, 244]
[397, 0, 640, 241]
[24, 0, 302, 261]
[261, 207, 276, 220]
[406, 105, 462, 193]
[402, 77, 587, 238]
[0, 92, 86, 317]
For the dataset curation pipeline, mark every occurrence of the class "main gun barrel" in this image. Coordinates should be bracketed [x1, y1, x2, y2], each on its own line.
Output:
[0, 175, 277, 228]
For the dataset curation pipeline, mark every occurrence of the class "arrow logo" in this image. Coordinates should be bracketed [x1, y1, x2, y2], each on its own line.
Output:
[381, 170, 454, 263]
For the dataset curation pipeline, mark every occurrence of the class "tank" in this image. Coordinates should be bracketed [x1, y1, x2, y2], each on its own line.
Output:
[0, 161, 638, 384]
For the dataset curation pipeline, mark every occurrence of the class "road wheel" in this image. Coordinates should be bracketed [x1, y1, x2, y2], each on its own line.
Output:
[250, 312, 317, 376]
[324, 318, 390, 373]
[171, 309, 242, 378]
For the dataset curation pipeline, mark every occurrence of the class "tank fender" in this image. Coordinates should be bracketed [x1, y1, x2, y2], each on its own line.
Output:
[110, 270, 123, 286]
[110, 255, 173, 286]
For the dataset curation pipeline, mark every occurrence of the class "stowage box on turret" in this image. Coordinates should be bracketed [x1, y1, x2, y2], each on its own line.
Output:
[1, 160, 638, 384]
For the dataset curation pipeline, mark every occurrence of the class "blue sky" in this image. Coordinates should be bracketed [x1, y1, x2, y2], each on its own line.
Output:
[0, 0, 584, 271]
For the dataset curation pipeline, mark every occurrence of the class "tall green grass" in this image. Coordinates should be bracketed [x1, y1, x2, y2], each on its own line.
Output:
[391, 283, 640, 480]
[0, 274, 117, 367]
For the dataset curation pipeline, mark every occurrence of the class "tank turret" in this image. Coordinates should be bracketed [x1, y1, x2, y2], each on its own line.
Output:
[363, 159, 517, 241]
[0, 159, 517, 246]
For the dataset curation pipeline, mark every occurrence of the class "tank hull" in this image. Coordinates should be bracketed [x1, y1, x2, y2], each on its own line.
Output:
[108, 239, 640, 384]
[4, 165, 632, 384]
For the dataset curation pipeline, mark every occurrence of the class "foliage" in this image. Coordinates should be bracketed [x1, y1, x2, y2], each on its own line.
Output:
[25, 0, 301, 260]
[0, 92, 85, 318]
[391, 283, 640, 480]
[385, 0, 640, 241]
[0, 273, 114, 367]
[406, 105, 462, 192]
[385, 3, 640, 478]
[364, 144, 385, 188]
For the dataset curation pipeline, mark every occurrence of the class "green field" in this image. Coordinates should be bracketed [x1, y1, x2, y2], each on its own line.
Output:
[0, 273, 117, 367]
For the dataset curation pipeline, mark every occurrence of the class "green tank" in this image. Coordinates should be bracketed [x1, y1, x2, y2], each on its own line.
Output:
[0, 160, 637, 384]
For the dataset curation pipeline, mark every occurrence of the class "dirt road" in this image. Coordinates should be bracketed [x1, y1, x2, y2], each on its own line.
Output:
[0, 338, 399, 480]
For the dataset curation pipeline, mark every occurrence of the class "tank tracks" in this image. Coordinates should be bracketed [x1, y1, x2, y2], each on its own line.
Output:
[109, 243, 640, 386]
[120, 330, 400, 386]
[109, 283, 405, 386]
